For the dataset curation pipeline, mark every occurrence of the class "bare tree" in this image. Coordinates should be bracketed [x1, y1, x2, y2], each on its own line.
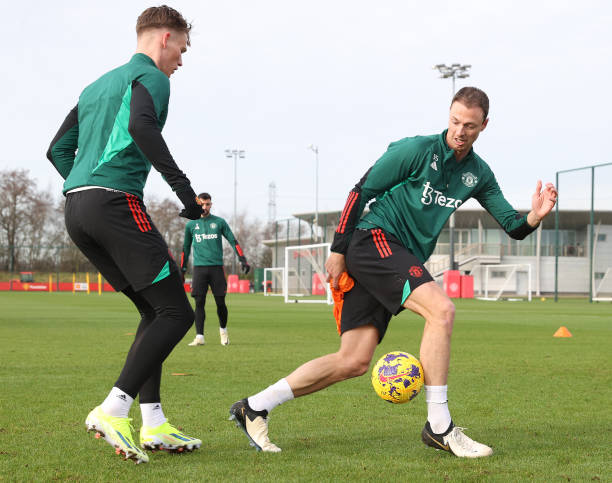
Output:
[221, 210, 273, 276]
[0, 169, 39, 271]
[145, 195, 184, 261]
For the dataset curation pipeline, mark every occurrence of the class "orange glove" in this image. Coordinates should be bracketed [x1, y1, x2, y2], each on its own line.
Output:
[330, 272, 355, 335]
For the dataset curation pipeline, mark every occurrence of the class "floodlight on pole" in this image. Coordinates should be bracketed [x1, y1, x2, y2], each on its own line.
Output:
[225, 148, 245, 274]
[433, 63, 471, 99]
[307, 144, 319, 241]
[432, 63, 471, 271]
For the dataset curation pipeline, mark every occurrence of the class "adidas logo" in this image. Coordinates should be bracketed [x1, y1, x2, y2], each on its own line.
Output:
[154, 404, 161, 410]
[117, 394, 127, 401]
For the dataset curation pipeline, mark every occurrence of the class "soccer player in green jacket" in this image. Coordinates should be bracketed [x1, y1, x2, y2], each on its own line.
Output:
[230, 87, 558, 456]
[46, 6, 203, 464]
[180, 193, 250, 346]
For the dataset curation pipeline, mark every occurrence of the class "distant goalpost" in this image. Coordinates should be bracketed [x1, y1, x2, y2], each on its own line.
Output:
[263, 267, 285, 296]
[471, 264, 532, 301]
[284, 243, 332, 304]
[593, 267, 612, 302]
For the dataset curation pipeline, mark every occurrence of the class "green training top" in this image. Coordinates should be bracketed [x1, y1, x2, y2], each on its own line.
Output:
[332, 130, 536, 262]
[47, 53, 193, 200]
[181, 215, 245, 268]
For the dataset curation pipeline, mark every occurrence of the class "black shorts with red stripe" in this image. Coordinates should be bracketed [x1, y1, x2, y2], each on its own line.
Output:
[342, 228, 433, 342]
[64, 189, 178, 292]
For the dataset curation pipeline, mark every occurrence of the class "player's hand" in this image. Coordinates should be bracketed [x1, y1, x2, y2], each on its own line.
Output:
[179, 203, 203, 220]
[325, 252, 346, 290]
[177, 186, 203, 220]
[238, 256, 250, 274]
[180, 267, 187, 283]
[528, 180, 558, 226]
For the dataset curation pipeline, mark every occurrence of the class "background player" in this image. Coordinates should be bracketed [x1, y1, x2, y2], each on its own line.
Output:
[229, 87, 558, 457]
[181, 192, 250, 346]
[47, 6, 203, 464]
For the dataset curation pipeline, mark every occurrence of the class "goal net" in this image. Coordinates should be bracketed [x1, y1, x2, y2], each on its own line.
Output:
[263, 267, 285, 296]
[593, 267, 612, 302]
[284, 243, 332, 304]
[470, 264, 532, 301]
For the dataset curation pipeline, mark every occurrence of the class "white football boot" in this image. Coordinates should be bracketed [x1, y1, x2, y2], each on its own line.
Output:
[229, 399, 281, 452]
[421, 422, 493, 458]
[187, 335, 205, 346]
[220, 328, 229, 346]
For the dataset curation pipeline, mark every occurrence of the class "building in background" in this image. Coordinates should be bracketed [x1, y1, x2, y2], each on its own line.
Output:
[263, 208, 612, 297]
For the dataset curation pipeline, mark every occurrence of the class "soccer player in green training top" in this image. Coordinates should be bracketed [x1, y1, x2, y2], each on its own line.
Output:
[181, 192, 250, 346]
[46, 6, 203, 464]
[230, 87, 558, 456]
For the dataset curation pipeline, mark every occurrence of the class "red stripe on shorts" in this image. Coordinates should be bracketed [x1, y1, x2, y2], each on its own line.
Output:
[126, 194, 151, 232]
[371, 229, 388, 258]
[132, 195, 152, 231]
[337, 191, 358, 233]
[378, 230, 392, 257]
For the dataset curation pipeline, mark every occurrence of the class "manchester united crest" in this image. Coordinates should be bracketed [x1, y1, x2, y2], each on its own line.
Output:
[461, 172, 478, 188]
[409, 266, 423, 278]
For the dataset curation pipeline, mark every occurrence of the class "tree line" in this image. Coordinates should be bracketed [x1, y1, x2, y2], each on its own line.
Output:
[0, 169, 272, 278]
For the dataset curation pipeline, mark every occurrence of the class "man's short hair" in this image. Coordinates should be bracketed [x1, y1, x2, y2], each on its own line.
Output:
[198, 192, 211, 201]
[451, 87, 489, 121]
[136, 5, 192, 45]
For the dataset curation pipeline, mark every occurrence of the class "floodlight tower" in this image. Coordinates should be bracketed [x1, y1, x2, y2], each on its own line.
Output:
[433, 63, 471, 271]
[433, 63, 471, 97]
[225, 148, 245, 274]
[268, 181, 277, 223]
[307, 144, 319, 241]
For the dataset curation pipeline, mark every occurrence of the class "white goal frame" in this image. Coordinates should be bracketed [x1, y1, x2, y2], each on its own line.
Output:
[471, 263, 532, 301]
[284, 243, 332, 304]
[263, 267, 285, 296]
[593, 267, 612, 302]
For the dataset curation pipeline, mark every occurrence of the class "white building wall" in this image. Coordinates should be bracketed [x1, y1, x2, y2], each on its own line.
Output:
[472, 256, 591, 295]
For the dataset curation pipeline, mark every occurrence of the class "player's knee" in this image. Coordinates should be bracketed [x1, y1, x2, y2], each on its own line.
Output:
[165, 300, 194, 327]
[339, 355, 371, 378]
[434, 300, 455, 331]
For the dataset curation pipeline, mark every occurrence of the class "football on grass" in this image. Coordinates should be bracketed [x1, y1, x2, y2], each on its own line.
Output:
[371, 351, 423, 403]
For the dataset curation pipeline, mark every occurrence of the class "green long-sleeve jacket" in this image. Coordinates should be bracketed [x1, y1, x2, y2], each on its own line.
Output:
[180, 215, 245, 269]
[332, 130, 536, 262]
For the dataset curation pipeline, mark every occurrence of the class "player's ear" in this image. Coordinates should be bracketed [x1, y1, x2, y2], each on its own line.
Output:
[161, 31, 171, 49]
[481, 118, 489, 131]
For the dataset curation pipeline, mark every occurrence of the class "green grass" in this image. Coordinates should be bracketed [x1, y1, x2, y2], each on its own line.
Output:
[0, 293, 610, 482]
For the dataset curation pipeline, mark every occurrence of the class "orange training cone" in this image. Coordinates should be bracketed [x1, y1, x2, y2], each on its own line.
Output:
[553, 326, 572, 338]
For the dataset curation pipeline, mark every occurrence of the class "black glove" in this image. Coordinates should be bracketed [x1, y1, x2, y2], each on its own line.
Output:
[176, 186, 203, 220]
[239, 256, 250, 274]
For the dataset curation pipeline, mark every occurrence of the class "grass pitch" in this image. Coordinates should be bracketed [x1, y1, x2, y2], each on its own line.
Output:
[0, 292, 610, 481]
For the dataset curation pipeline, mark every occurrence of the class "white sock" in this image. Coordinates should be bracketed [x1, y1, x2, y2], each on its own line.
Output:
[248, 378, 294, 413]
[195, 334, 204, 340]
[425, 385, 452, 434]
[100, 387, 134, 418]
[219, 328, 227, 335]
[140, 402, 167, 428]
